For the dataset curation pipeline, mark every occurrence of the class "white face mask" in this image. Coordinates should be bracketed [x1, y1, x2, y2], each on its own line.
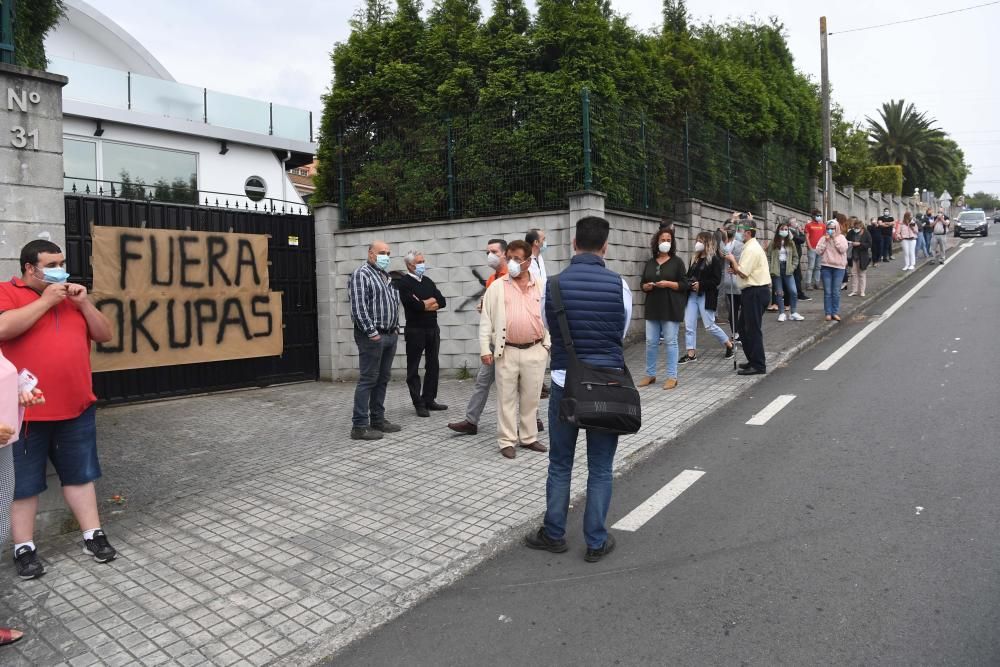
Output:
[778, 230, 789, 238]
[507, 258, 523, 278]
[486, 253, 501, 270]
[658, 242, 671, 254]
[694, 241, 705, 253]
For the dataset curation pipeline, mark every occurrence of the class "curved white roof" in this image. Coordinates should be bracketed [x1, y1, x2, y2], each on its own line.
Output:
[45, 0, 174, 80]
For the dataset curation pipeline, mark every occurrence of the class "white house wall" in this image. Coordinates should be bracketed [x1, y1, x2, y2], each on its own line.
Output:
[62, 116, 305, 207]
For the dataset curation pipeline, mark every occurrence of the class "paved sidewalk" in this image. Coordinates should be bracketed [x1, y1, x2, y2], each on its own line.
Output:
[0, 251, 952, 666]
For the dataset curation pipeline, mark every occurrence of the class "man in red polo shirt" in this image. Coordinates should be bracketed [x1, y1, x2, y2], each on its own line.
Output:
[0, 240, 116, 579]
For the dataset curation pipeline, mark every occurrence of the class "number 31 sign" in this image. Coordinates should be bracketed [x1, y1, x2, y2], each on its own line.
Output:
[6, 87, 42, 151]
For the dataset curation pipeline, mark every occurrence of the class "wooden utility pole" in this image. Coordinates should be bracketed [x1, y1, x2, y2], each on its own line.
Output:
[820, 16, 832, 221]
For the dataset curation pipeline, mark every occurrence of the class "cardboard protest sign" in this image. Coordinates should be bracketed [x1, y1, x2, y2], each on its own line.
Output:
[90, 227, 283, 372]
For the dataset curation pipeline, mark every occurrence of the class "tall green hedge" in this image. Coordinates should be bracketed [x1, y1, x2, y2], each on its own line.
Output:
[859, 165, 903, 196]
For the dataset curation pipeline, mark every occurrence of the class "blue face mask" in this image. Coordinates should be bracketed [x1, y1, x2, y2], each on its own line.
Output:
[414, 263, 426, 277]
[37, 266, 70, 284]
[540, 242, 548, 254]
[375, 254, 391, 272]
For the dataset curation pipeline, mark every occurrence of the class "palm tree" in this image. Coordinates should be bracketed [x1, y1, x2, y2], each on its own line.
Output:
[866, 99, 956, 193]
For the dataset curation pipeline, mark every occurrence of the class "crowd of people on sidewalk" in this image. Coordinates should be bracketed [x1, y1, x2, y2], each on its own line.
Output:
[0, 204, 954, 649]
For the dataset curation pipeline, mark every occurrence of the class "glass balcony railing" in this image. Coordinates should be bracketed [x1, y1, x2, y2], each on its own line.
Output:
[49, 57, 313, 143]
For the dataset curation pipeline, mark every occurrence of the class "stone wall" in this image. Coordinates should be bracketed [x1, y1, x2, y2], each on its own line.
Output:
[0, 64, 68, 277]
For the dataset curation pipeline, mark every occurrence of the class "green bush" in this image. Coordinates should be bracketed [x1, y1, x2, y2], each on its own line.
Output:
[859, 165, 903, 196]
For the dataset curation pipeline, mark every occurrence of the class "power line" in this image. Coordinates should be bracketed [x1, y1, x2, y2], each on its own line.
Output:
[830, 1, 1000, 35]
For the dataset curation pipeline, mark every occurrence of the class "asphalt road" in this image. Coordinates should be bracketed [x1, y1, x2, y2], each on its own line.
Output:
[331, 238, 1000, 666]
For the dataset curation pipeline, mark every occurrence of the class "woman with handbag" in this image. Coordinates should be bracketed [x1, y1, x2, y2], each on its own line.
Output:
[682, 232, 736, 362]
[766, 222, 805, 322]
[895, 211, 919, 270]
[639, 227, 687, 390]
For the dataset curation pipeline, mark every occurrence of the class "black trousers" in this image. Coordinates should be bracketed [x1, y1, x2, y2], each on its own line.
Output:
[793, 262, 807, 297]
[740, 285, 769, 371]
[405, 326, 441, 407]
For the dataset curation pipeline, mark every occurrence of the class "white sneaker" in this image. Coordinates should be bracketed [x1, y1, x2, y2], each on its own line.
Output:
[789, 312, 804, 321]
[848, 292, 857, 297]
[777, 313, 787, 322]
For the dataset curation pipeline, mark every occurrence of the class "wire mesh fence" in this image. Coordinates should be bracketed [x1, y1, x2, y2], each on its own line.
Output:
[333, 90, 816, 228]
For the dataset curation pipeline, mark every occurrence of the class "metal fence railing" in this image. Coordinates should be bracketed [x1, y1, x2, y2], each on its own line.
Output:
[332, 90, 817, 228]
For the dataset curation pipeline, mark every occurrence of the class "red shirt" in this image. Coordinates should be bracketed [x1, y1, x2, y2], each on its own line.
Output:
[0, 278, 96, 421]
[485, 265, 508, 288]
[804, 221, 826, 250]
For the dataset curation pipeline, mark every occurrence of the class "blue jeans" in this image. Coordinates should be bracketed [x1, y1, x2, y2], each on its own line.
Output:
[808, 248, 822, 286]
[821, 266, 846, 316]
[771, 261, 797, 313]
[543, 383, 619, 549]
[644, 319, 680, 379]
[915, 232, 929, 258]
[353, 330, 398, 427]
[684, 294, 730, 350]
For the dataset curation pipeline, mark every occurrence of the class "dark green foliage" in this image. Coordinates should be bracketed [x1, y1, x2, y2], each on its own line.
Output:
[965, 191, 1000, 211]
[858, 165, 903, 196]
[316, 0, 823, 221]
[11, 0, 65, 70]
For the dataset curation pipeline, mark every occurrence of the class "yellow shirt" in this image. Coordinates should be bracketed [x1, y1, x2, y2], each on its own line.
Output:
[736, 237, 771, 289]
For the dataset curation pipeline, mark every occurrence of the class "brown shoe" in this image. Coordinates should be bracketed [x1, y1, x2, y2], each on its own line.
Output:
[637, 376, 656, 387]
[519, 441, 548, 453]
[540, 385, 550, 399]
[501, 447, 516, 459]
[537, 418, 545, 432]
[663, 378, 678, 390]
[447, 420, 478, 435]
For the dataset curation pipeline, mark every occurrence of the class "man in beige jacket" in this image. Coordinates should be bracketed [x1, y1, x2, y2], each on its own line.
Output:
[479, 240, 551, 459]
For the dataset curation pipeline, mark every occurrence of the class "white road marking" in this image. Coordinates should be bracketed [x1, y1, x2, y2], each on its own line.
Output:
[814, 243, 970, 371]
[915, 506, 924, 515]
[961, 241, 976, 248]
[745, 394, 796, 426]
[612, 469, 705, 532]
[985, 241, 997, 247]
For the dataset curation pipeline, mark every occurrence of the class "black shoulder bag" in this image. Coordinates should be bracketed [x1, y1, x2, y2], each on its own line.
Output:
[548, 276, 641, 435]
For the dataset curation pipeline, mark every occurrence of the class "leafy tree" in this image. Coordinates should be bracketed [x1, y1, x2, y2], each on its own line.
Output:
[662, 0, 688, 35]
[964, 191, 999, 210]
[10, 0, 66, 70]
[830, 105, 874, 188]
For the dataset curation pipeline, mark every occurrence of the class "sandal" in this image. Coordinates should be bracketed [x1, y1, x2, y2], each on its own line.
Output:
[832, 314, 841, 322]
[766, 305, 779, 312]
[0, 627, 24, 646]
[824, 315, 832, 321]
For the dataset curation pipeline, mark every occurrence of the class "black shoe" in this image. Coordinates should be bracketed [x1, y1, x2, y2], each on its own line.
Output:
[724, 345, 735, 359]
[372, 420, 402, 433]
[426, 402, 448, 411]
[737, 367, 766, 376]
[83, 530, 117, 563]
[350, 426, 384, 440]
[415, 406, 430, 418]
[524, 527, 568, 553]
[13, 545, 44, 579]
[738, 362, 752, 370]
[798, 294, 811, 301]
[678, 354, 696, 364]
[540, 385, 550, 399]
[584, 534, 617, 563]
[537, 419, 545, 432]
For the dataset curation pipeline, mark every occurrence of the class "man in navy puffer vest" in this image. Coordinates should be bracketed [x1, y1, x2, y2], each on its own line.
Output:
[525, 216, 632, 563]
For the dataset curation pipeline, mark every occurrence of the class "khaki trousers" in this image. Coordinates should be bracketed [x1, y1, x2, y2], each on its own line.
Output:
[850, 263, 867, 295]
[494, 343, 548, 450]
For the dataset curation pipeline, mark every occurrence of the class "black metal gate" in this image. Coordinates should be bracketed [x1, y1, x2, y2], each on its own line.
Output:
[64, 195, 319, 404]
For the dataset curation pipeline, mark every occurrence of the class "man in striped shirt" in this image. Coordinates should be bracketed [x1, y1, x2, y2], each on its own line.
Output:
[348, 240, 403, 440]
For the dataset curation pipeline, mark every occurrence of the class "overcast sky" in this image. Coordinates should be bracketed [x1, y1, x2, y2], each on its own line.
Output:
[85, 0, 999, 194]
